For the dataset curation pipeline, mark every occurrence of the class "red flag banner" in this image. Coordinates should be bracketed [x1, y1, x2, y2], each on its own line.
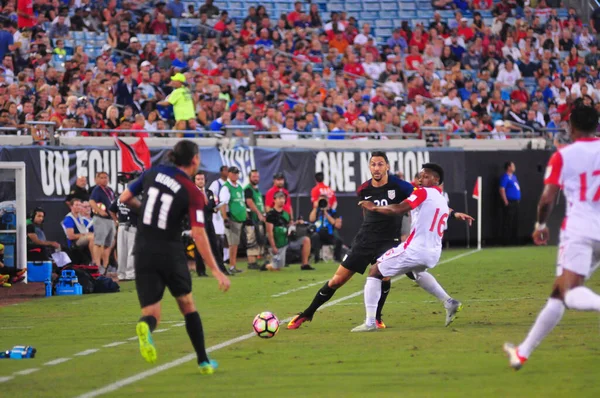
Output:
[472, 179, 479, 200]
[114, 137, 150, 173]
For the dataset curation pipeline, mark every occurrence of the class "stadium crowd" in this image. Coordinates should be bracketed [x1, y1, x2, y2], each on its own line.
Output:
[0, 0, 595, 145]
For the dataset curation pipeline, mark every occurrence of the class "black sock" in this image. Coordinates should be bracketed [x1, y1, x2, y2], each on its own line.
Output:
[303, 282, 336, 318]
[185, 312, 209, 364]
[139, 315, 157, 332]
[376, 279, 391, 321]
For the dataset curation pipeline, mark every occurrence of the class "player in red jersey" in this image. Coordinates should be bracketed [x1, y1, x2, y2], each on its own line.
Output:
[504, 103, 600, 370]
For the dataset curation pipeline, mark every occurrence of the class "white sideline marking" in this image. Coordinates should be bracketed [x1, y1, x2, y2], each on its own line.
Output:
[101, 320, 184, 326]
[103, 342, 126, 348]
[153, 329, 169, 333]
[13, 368, 40, 376]
[44, 358, 71, 366]
[271, 279, 330, 297]
[0, 376, 14, 383]
[76, 249, 480, 398]
[74, 349, 99, 357]
[127, 336, 138, 341]
[173, 322, 185, 327]
[335, 297, 542, 306]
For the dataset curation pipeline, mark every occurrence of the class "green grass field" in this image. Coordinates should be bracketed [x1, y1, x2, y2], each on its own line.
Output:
[1, 247, 599, 397]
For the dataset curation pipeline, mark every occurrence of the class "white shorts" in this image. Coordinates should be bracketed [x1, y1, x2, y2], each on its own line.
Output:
[376, 245, 440, 278]
[557, 233, 600, 280]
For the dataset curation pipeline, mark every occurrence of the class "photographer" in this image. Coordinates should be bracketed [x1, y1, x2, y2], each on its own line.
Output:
[309, 195, 343, 262]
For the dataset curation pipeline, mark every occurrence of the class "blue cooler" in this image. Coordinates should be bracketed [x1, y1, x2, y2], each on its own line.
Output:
[27, 261, 52, 282]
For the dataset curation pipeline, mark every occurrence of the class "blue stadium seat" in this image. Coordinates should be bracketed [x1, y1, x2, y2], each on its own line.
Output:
[399, 3, 417, 11]
[72, 31, 85, 41]
[417, 10, 434, 19]
[375, 28, 392, 37]
[400, 10, 417, 18]
[359, 11, 379, 19]
[363, 2, 381, 11]
[327, 3, 344, 12]
[381, 2, 397, 11]
[345, 3, 362, 12]
[375, 19, 393, 29]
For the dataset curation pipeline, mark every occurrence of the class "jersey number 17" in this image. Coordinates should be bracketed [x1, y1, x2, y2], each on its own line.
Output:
[143, 187, 174, 230]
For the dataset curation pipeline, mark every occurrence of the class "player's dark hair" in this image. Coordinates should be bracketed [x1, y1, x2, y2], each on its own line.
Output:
[570, 103, 599, 134]
[249, 169, 259, 176]
[70, 198, 82, 205]
[167, 140, 198, 167]
[195, 171, 205, 178]
[370, 151, 389, 164]
[219, 165, 228, 172]
[315, 172, 324, 183]
[504, 161, 513, 171]
[422, 163, 444, 184]
[96, 171, 108, 177]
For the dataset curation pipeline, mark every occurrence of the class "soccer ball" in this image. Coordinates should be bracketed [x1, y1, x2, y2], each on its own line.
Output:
[252, 312, 279, 338]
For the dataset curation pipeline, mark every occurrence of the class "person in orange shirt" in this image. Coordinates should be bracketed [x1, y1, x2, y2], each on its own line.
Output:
[329, 31, 349, 55]
[310, 172, 337, 209]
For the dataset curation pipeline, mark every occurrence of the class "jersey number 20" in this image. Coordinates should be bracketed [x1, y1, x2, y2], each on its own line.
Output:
[143, 187, 174, 230]
[429, 208, 448, 237]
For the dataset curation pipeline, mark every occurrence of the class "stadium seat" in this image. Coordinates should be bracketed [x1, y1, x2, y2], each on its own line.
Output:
[417, 10, 434, 19]
[375, 19, 393, 29]
[399, 2, 417, 10]
[360, 11, 379, 20]
[401, 10, 417, 18]
[345, 3, 362, 12]
[381, 2, 397, 11]
[363, 3, 381, 11]
[375, 28, 393, 37]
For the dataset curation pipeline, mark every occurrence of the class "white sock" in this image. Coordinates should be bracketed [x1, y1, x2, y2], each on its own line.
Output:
[415, 272, 451, 305]
[364, 277, 382, 327]
[518, 298, 565, 358]
[565, 286, 600, 311]
[223, 248, 229, 262]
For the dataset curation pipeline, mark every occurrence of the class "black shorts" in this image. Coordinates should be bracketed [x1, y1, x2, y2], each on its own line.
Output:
[134, 250, 192, 308]
[341, 240, 398, 274]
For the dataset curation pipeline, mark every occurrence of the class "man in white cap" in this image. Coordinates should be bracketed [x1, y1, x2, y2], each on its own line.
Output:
[491, 120, 507, 140]
[158, 73, 195, 132]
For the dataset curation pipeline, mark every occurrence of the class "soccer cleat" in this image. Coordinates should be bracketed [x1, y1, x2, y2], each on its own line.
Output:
[136, 321, 157, 364]
[375, 319, 387, 329]
[351, 323, 378, 332]
[503, 342, 527, 371]
[301, 264, 315, 271]
[287, 313, 311, 329]
[445, 299, 463, 327]
[247, 263, 260, 270]
[199, 359, 219, 375]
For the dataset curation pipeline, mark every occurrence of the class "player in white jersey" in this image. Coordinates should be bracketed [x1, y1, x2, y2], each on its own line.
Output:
[504, 103, 600, 370]
[350, 163, 474, 332]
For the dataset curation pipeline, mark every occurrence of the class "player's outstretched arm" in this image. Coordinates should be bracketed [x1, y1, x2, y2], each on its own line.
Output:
[532, 184, 560, 246]
[192, 226, 230, 291]
[449, 209, 475, 226]
[359, 200, 411, 216]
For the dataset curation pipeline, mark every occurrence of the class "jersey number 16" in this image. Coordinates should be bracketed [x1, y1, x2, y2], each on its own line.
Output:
[429, 208, 448, 237]
[143, 187, 174, 230]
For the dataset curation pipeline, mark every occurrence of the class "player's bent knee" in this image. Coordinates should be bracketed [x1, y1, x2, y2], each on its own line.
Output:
[176, 293, 196, 315]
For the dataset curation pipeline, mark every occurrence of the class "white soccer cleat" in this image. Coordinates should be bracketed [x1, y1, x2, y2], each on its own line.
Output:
[350, 323, 378, 332]
[445, 299, 463, 327]
[503, 342, 527, 371]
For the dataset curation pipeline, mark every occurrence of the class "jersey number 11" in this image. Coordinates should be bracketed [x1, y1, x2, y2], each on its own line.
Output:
[143, 187, 174, 230]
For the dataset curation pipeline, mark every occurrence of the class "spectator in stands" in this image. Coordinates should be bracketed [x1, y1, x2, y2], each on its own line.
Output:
[88, 171, 116, 274]
[158, 73, 195, 131]
[199, 0, 220, 19]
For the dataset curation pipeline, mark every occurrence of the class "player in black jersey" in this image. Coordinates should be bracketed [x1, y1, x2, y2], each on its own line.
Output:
[288, 152, 415, 330]
[119, 140, 230, 375]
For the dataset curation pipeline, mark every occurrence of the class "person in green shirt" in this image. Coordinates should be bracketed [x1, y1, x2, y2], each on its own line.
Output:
[158, 73, 195, 132]
[244, 170, 266, 270]
[264, 192, 315, 271]
[219, 167, 247, 273]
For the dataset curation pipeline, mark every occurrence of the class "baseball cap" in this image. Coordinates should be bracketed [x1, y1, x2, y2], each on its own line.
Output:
[102, 44, 112, 52]
[130, 37, 139, 43]
[141, 60, 151, 67]
[228, 166, 240, 174]
[171, 73, 186, 83]
[273, 172, 285, 179]
[494, 120, 505, 127]
[122, 68, 132, 76]
[274, 191, 286, 199]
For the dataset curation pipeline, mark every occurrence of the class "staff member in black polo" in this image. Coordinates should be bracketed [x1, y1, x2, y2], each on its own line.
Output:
[499, 161, 521, 246]
[192, 171, 232, 277]
[89, 171, 116, 274]
[109, 197, 137, 281]
[65, 175, 90, 209]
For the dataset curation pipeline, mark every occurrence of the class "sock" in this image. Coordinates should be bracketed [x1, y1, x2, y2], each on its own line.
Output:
[415, 272, 451, 306]
[375, 279, 391, 321]
[303, 282, 336, 318]
[564, 286, 600, 311]
[518, 298, 565, 358]
[185, 312, 210, 364]
[365, 277, 382, 327]
[223, 248, 229, 262]
[139, 315, 157, 332]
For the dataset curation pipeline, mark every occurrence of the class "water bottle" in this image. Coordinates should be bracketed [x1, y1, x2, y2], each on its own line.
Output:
[45, 279, 52, 297]
[0, 346, 37, 359]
